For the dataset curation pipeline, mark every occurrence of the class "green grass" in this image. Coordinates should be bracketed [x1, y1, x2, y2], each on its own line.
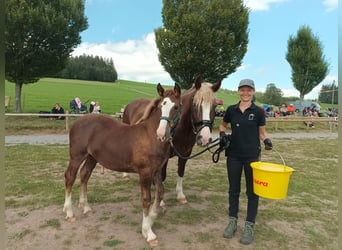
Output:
[6, 78, 241, 114]
[1, 77, 240, 115]
[4, 138, 338, 249]
[4, 113, 337, 136]
[5, 77, 337, 115]
[5, 78, 165, 114]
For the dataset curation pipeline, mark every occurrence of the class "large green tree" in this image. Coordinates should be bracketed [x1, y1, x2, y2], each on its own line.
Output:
[319, 82, 338, 104]
[286, 25, 329, 110]
[262, 83, 283, 106]
[155, 0, 249, 89]
[5, 0, 88, 112]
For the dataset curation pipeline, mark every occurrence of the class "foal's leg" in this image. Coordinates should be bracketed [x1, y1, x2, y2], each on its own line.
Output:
[160, 161, 168, 208]
[79, 155, 97, 216]
[63, 158, 83, 221]
[154, 170, 166, 213]
[176, 157, 188, 204]
[140, 178, 158, 246]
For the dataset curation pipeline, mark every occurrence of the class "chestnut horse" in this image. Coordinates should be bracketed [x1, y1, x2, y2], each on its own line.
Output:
[123, 75, 221, 204]
[63, 83, 181, 246]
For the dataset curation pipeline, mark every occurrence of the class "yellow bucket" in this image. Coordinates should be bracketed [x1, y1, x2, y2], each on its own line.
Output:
[251, 161, 294, 200]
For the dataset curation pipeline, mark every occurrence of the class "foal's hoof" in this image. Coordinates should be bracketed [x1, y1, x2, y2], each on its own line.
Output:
[65, 216, 76, 222]
[148, 239, 158, 247]
[177, 198, 188, 205]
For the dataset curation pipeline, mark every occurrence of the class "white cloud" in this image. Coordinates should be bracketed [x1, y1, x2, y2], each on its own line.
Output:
[322, 0, 338, 12]
[72, 32, 173, 84]
[243, 0, 288, 11]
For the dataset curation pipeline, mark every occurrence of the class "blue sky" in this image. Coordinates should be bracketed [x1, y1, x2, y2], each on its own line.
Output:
[72, 0, 338, 99]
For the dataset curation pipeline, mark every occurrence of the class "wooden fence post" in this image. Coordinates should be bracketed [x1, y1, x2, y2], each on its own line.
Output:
[65, 111, 69, 132]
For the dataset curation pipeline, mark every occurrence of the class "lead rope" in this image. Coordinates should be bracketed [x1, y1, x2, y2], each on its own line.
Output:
[169, 138, 221, 160]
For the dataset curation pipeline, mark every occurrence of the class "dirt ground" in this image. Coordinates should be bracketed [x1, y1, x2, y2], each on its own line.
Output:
[5, 200, 249, 250]
[5, 164, 257, 250]
[5, 132, 338, 249]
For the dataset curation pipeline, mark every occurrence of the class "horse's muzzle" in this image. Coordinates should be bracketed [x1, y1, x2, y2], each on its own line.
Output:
[196, 135, 212, 146]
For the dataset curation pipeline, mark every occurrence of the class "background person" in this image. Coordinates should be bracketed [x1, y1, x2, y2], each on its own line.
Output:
[51, 103, 65, 120]
[219, 79, 272, 245]
[92, 101, 101, 114]
[279, 104, 288, 116]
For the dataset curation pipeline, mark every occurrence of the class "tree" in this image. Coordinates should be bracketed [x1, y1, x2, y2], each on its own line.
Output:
[5, 0, 88, 112]
[262, 83, 283, 106]
[319, 82, 338, 104]
[286, 25, 329, 112]
[155, 0, 249, 89]
[55, 55, 118, 82]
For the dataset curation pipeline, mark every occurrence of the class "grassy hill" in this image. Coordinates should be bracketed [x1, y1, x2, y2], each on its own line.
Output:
[5, 78, 240, 114]
[5, 78, 335, 114]
[4, 78, 338, 134]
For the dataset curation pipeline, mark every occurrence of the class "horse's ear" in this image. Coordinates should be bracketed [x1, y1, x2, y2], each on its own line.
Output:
[174, 83, 181, 97]
[157, 83, 164, 97]
[212, 80, 222, 92]
[194, 75, 202, 90]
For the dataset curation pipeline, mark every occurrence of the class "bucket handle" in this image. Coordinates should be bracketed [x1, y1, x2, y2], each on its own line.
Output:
[272, 148, 286, 166]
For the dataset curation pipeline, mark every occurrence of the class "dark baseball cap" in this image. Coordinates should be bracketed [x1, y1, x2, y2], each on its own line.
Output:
[238, 79, 255, 89]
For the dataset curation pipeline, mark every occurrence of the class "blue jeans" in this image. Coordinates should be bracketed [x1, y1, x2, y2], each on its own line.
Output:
[226, 156, 259, 223]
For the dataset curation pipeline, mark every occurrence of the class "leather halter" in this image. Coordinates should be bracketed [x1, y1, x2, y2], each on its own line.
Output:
[160, 104, 182, 136]
[190, 95, 214, 134]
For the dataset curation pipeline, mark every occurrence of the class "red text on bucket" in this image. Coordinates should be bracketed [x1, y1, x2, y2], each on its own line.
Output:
[254, 178, 268, 187]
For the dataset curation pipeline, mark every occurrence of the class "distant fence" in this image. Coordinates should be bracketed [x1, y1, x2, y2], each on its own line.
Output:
[5, 111, 123, 131]
[5, 112, 338, 132]
[266, 116, 338, 132]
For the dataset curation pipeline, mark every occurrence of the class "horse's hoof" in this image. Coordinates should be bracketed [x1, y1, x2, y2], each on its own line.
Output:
[177, 198, 188, 205]
[148, 239, 158, 247]
[123, 176, 130, 181]
[65, 216, 76, 222]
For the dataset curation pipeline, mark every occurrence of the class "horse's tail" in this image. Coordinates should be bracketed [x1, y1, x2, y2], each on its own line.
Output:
[134, 98, 160, 124]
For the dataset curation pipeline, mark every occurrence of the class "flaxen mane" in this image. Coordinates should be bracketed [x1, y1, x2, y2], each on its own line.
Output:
[135, 97, 161, 124]
[193, 82, 215, 109]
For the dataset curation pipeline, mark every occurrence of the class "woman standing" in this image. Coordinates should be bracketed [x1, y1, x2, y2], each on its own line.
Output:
[219, 79, 272, 245]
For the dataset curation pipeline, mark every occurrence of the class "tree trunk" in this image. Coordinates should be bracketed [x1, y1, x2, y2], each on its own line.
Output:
[15, 81, 23, 113]
[299, 95, 304, 116]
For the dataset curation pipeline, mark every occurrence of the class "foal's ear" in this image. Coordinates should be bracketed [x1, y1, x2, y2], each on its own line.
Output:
[174, 83, 181, 97]
[157, 83, 165, 97]
[212, 80, 222, 92]
[194, 75, 202, 90]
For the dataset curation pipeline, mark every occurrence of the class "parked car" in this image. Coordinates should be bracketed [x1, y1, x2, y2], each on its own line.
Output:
[288, 100, 321, 112]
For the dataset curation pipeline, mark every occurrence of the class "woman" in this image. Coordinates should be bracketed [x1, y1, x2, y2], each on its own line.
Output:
[51, 103, 65, 120]
[219, 79, 272, 245]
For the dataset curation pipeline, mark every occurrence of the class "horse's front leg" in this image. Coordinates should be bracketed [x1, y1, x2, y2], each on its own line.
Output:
[176, 157, 188, 204]
[140, 179, 158, 247]
[79, 156, 97, 216]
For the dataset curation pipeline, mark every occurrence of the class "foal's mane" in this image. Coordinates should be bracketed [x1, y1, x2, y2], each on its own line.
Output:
[134, 97, 161, 124]
[192, 82, 215, 108]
